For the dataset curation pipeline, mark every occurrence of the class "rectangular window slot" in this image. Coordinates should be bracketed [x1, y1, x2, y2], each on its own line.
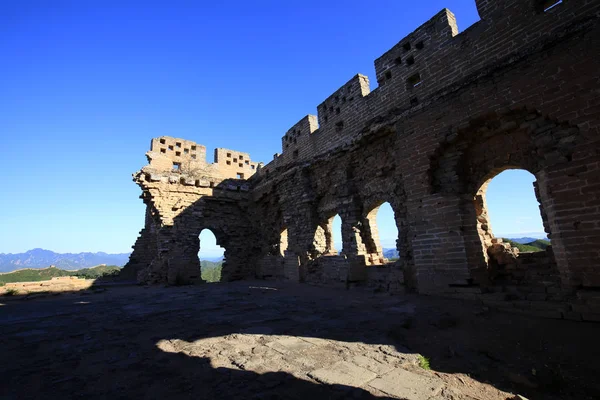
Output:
[293, 150, 299, 158]
[335, 121, 344, 131]
[227, 152, 232, 157]
[238, 163, 243, 167]
[237, 173, 244, 179]
[175, 151, 181, 156]
[191, 154, 196, 159]
[385, 70, 392, 80]
[406, 56, 415, 66]
[335, 107, 340, 114]
[394, 56, 402, 65]
[245, 160, 249, 164]
[239, 155, 244, 160]
[179, 177, 186, 184]
[251, 165, 255, 170]
[403, 42, 411, 52]
[195, 180, 200, 186]
[184, 148, 189, 154]
[168, 145, 174, 151]
[407, 73, 422, 88]
[175, 142, 181, 148]
[233, 158, 237, 162]
[173, 162, 181, 171]
[191, 145, 196, 150]
[160, 148, 166, 154]
[159, 139, 166, 144]
[416, 41, 424, 50]
[210, 182, 215, 188]
[226, 160, 231, 165]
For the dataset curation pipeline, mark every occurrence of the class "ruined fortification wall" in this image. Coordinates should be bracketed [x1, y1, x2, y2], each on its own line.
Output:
[125, 0, 600, 319]
[122, 137, 261, 283]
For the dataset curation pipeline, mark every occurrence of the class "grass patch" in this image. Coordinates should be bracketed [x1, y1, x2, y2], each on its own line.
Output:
[417, 354, 431, 370]
[0, 265, 121, 285]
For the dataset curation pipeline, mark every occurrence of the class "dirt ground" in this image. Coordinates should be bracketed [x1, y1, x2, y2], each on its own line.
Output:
[1, 281, 599, 400]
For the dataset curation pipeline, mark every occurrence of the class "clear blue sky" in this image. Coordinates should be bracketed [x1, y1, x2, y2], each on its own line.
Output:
[0, 1, 544, 256]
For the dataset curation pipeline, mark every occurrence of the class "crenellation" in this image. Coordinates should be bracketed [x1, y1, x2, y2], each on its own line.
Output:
[124, 0, 600, 320]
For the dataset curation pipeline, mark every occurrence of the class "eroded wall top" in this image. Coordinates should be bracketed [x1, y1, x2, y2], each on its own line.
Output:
[259, 0, 587, 177]
[145, 136, 262, 181]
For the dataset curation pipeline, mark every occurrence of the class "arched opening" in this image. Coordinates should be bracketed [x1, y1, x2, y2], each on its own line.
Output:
[365, 202, 399, 264]
[198, 229, 225, 283]
[279, 228, 288, 256]
[312, 214, 343, 257]
[475, 169, 555, 285]
[331, 215, 343, 255]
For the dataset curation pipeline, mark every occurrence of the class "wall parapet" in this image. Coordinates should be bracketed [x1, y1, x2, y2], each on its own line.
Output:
[258, 0, 593, 178]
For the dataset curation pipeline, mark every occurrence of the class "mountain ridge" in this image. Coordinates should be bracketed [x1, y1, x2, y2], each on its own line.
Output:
[0, 249, 130, 272]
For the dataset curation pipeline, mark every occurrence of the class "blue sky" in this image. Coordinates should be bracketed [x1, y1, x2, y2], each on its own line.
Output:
[0, 1, 544, 257]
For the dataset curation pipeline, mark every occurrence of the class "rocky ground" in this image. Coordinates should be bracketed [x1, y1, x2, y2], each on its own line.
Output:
[1, 281, 599, 400]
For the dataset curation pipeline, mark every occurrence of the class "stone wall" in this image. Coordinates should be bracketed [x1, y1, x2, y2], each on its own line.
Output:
[125, 0, 600, 318]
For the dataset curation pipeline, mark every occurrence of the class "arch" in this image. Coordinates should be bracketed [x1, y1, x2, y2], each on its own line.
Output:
[198, 228, 225, 283]
[363, 201, 400, 264]
[311, 213, 343, 258]
[429, 108, 580, 196]
[473, 168, 557, 287]
[279, 227, 288, 256]
[427, 108, 580, 286]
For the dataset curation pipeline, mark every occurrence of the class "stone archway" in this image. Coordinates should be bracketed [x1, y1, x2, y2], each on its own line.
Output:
[429, 108, 582, 288]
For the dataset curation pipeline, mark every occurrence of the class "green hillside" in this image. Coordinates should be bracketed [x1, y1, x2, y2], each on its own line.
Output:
[502, 238, 550, 253]
[0, 265, 121, 285]
[201, 260, 222, 283]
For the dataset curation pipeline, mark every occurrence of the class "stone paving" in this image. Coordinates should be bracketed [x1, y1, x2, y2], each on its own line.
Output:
[1, 282, 599, 399]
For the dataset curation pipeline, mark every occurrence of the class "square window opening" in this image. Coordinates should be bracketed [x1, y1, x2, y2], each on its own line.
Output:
[160, 148, 166, 154]
[407, 73, 422, 88]
[159, 139, 166, 144]
[237, 173, 245, 179]
[226, 160, 231, 165]
[175, 142, 181, 148]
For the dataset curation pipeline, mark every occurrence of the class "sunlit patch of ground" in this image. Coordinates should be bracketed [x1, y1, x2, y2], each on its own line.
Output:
[0, 276, 94, 296]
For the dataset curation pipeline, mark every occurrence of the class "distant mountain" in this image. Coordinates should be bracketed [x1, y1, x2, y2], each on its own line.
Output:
[503, 237, 542, 244]
[0, 265, 121, 284]
[0, 249, 130, 273]
[500, 233, 549, 243]
[502, 238, 551, 252]
[383, 248, 399, 259]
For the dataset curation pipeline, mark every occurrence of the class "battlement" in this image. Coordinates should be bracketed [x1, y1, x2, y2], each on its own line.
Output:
[373, 9, 458, 89]
[214, 148, 260, 179]
[261, 0, 584, 176]
[145, 136, 261, 181]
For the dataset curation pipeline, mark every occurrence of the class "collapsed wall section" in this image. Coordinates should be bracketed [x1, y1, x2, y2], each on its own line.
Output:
[122, 136, 262, 284]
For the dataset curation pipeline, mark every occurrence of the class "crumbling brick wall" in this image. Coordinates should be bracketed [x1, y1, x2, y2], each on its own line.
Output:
[125, 1, 600, 316]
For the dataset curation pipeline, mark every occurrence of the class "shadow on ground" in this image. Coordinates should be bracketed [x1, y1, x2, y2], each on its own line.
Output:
[1, 281, 599, 399]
